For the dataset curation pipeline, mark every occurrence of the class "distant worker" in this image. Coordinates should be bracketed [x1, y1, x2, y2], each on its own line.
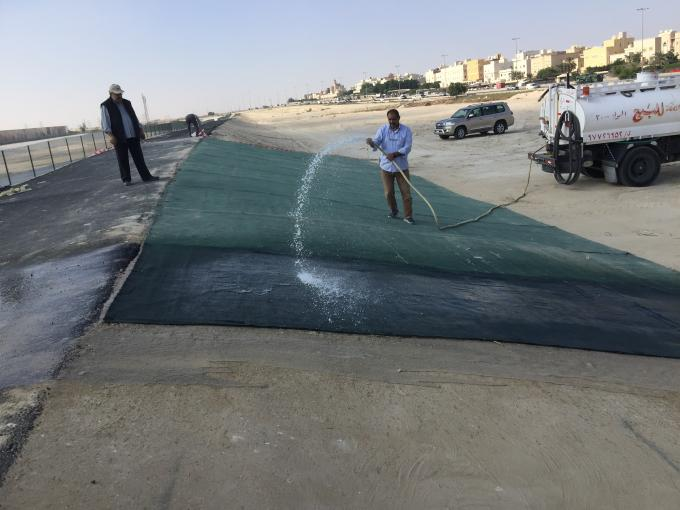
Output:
[366, 108, 414, 224]
[185, 113, 203, 137]
[100, 84, 158, 186]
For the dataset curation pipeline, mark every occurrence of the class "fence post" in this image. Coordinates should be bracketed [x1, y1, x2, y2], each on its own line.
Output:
[65, 138, 73, 162]
[2, 150, 11, 186]
[80, 135, 86, 158]
[91, 132, 97, 152]
[102, 131, 108, 149]
[26, 145, 36, 177]
[47, 141, 56, 170]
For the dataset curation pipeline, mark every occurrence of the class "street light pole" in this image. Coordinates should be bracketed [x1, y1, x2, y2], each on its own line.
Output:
[396, 65, 400, 94]
[636, 7, 649, 64]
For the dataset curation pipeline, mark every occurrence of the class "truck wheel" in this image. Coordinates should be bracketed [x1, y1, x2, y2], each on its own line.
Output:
[493, 121, 507, 134]
[618, 146, 661, 187]
[454, 126, 466, 140]
[438, 135, 450, 139]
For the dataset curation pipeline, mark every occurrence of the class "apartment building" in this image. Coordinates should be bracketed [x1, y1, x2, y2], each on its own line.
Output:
[627, 36, 662, 62]
[529, 49, 579, 75]
[436, 66, 454, 87]
[483, 57, 512, 83]
[659, 29, 676, 54]
[401, 73, 425, 83]
[565, 45, 586, 71]
[498, 68, 514, 82]
[466, 59, 488, 83]
[449, 62, 467, 84]
[582, 32, 635, 68]
[431, 61, 467, 88]
[512, 50, 539, 78]
[424, 68, 441, 84]
[353, 77, 379, 93]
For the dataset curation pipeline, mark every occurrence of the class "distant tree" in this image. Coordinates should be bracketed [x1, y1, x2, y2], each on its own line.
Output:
[287, 97, 296, 103]
[610, 61, 639, 79]
[586, 64, 611, 73]
[559, 59, 577, 73]
[536, 67, 560, 80]
[360, 83, 375, 95]
[447, 82, 468, 96]
[625, 52, 642, 65]
[651, 50, 679, 68]
[510, 71, 525, 80]
[79, 121, 87, 132]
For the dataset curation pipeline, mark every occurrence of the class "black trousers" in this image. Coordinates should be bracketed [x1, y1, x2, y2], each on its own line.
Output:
[187, 119, 200, 136]
[114, 137, 152, 182]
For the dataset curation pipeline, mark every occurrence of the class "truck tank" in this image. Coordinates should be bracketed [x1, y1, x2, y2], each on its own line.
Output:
[540, 72, 680, 145]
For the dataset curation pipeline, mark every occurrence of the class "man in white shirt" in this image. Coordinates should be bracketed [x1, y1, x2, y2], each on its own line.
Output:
[366, 109, 414, 224]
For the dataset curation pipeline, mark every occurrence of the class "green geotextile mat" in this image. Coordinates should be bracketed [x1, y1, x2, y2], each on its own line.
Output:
[145, 138, 679, 292]
[107, 138, 680, 356]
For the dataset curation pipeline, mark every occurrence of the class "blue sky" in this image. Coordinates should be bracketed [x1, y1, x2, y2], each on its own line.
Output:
[0, 0, 677, 130]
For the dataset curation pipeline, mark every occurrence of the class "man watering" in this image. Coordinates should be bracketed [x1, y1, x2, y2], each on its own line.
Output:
[366, 109, 414, 224]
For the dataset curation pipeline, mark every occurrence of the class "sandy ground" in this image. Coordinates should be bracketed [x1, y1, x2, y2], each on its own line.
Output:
[214, 92, 680, 271]
[2, 103, 680, 509]
[2, 325, 680, 509]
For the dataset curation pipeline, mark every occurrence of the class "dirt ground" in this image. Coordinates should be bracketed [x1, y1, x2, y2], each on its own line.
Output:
[2, 325, 680, 509]
[1, 97, 680, 509]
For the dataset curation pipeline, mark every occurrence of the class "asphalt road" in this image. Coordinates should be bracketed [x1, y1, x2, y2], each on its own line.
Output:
[0, 130, 206, 481]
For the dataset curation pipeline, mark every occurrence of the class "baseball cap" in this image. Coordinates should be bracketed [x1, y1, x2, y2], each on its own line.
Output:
[109, 84, 124, 94]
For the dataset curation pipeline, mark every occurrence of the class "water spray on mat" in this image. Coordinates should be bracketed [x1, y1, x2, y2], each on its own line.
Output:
[290, 135, 368, 322]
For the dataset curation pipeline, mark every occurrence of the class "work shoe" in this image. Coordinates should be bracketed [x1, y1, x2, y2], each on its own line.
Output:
[403, 217, 415, 225]
[143, 175, 160, 182]
[123, 181, 132, 186]
[387, 210, 399, 219]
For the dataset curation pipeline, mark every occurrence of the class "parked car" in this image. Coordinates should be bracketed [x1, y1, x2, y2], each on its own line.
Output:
[433, 102, 514, 140]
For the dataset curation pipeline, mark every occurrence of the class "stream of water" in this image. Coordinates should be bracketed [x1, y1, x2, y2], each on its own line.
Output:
[290, 136, 371, 323]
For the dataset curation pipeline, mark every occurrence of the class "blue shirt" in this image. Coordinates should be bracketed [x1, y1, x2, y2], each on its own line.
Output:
[100, 102, 140, 139]
[370, 123, 412, 173]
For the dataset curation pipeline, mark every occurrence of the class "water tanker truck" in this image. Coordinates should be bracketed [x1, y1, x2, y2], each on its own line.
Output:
[529, 71, 680, 186]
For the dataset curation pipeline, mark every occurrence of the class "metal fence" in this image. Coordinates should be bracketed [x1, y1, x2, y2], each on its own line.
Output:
[0, 121, 186, 188]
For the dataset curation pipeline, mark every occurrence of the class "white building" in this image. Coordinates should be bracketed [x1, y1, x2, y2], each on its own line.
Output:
[353, 77, 379, 93]
[437, 66, 455, 87]
[425, 68, 441, 84]
[483, 57, 512, 83]
[498, 68, 514, 82]
[512, 50, 539, 78]
[627, 35, 661, 62]
[402, 73, 425, 83]
[304, 80, 346, 101]
[437, 61, 467, 87]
